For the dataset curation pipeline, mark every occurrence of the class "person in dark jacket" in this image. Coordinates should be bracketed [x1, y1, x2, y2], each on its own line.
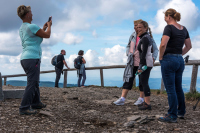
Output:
[159, 8, 192, 123]
[77, 50, 86, 87]
[136, 21, 154, 110]
[55, 50, 70, 88]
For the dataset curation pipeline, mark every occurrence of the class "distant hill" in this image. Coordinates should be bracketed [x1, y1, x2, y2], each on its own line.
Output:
[2, 77, 200, 92]
[3, 80, 77, 88]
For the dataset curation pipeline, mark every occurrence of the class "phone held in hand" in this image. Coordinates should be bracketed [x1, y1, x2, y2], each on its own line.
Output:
[48, 16, 52, 22]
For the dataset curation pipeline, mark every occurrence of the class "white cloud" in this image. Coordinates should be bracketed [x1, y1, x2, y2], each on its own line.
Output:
[62, 33, 83, 45]
[186, 35, 200, 60]
[52, 0, 141, 34]
[66, 54, 78, 68]
[98, 0, 136, 22]
[42, 32, 62, 47]
[0, 54, 22, 75]
[65, 45, 127, 67]
[152, 0, 200, 34]
[99, 45, 127, 66]
[0, 31, 22, 56]
[156, 0, 169, 6]
[92, 30, 98, 38]
[84, 50, 100, 67]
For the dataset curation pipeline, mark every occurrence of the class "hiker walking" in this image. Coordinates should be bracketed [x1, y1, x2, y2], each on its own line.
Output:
[158, 8, 192, 123]
[76, 50, 86, 87]
[55, 50, 70, 88]
[17, 5, 52, 115]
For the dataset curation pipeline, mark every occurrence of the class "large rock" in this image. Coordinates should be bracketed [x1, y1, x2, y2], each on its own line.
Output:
[3, 89, 25, 99]
[127, 115, 141, 121]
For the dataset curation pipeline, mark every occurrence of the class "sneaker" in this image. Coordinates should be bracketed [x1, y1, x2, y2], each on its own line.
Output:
[177, 115, 184, 119]
[137, 102, 145, 107]
[113, 98, 125, 105]
[32, 102, 46, 109]
[134, 98, 144, 105]
[138, 102, 151, 110]
[158, 114, 177, 123]
[19, 108, 37, 115]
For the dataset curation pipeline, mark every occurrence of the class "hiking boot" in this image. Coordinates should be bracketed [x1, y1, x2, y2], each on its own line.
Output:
[137, 102, 145, 107]
[19, 108, 37, 115]
[177, 115, 184, 119]
[113, 98, 125, 105]
[158, 114, 177, 123]
[138, 102, 151, 110]
[134, 98, 144, 105]
[32, 102, 46, 109]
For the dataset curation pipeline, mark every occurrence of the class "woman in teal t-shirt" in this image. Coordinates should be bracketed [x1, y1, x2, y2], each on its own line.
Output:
[17, 5, 52, 115]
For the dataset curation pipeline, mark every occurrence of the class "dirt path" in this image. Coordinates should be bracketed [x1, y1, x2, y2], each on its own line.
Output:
[0, 86, 200, 133]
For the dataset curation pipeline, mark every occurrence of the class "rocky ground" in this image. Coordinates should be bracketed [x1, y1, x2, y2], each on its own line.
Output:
[0, 85, 200, 133]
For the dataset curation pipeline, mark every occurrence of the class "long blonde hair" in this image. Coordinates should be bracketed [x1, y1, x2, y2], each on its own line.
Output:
[17, 5, 31, 20]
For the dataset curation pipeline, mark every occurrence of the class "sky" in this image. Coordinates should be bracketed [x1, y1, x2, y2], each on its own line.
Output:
[0, 0, 200, 84]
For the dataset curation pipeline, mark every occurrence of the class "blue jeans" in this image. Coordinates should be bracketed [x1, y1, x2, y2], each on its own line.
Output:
[78, 67, 86, 87]
[160, 54, 185, 118]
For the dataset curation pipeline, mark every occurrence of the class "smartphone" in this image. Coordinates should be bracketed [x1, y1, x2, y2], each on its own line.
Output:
[48, 16, 52, 22]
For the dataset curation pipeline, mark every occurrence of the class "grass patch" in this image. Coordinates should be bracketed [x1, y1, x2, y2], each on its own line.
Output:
[132, 86, 200, 102]
[185, 91, 200, 101]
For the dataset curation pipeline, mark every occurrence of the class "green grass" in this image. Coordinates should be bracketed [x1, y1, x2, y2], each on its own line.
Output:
[185, 91, 200, 101]
[132, 86, 200, 102]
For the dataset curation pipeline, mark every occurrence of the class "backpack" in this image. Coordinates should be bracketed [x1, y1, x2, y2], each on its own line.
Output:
[74, 56, 82, 69]
[51, 55, 59, 66]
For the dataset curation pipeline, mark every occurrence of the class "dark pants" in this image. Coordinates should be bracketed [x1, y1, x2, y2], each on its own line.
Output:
[123, 66, 139, 90]
[78, 67, 86, 87]
[19, 59, 41, 111]
[160, 54, 185, 119]
[55, 67, 62, 87]
[139, 67, 152, 96]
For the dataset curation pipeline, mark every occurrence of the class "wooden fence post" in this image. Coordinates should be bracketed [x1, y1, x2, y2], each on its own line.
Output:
[63, 71, 68, 88]
[100, 69, 104, 87]
[190, 65, 198, 93]
[160, 78, 165, 92]
[0, 73, 4, 101]
[4, 77, 7, 85]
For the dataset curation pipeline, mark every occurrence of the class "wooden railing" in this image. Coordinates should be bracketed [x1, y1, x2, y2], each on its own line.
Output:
[1, 60, 200, 93]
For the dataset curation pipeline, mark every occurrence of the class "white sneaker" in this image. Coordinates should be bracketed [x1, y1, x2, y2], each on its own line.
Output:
[113, 98, 125, 105]
[134, 98, 144, 105]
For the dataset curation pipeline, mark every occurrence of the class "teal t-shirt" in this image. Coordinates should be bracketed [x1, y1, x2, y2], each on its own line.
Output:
[19, 22, 43, 60]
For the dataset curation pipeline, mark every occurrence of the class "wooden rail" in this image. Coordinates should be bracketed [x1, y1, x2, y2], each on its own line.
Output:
[1, 60, 200, 93]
